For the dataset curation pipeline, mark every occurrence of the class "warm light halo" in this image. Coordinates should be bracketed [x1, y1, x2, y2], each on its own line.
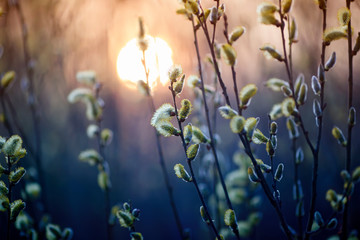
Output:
[116, 36, 173, 89]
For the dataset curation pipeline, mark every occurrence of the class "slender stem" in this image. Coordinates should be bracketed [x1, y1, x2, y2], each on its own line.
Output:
[292, 139, 303, 240]
[190, 16, 240, 240]
[142, 49, 186, 239]
[341, 1, 354, 239]
[170, 83, 221, 239]
[12, 0, 47, 212]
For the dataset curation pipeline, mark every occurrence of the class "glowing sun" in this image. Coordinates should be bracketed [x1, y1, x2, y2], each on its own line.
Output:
[116, 36, 173, 89]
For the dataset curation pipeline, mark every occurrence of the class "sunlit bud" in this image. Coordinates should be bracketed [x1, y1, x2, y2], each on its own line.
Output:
[138, 17, 146, 39]
[314, 0, 326, 9]
[183, 124, 193, 145]
[281, 98, 296, 117]
[169, 66, 183, 83]
[269, 103, 283, 120]
[327, 218, 338, 230]
[281, 0, 293, 14]
[332, 126, 347, 147]
[200, 206, 210, 223]
[296, 199, 305, 217]
[274, 163, 284, 182]
[98, 171, 111, 191]
[137, 80, 150, 96]
[252, 129, 268, 144]
[281, 85, 292, 97]
[348, 107, 356, 126]
[117, 210, 135, 228]
[219, 105, 238, 119]
[156, 121, 180, 137]
[221, 43, 237, 66]
[217, 4, 225, 19]
[337, 7, 351, 26]
[0, 195, 9, 212]
[257, 2, 278, 14]
[174, 163, 192, 182]
[239, 84, 258, 108]
[353, 32, 360, 55]
[323, 27, 347, 45]
[265, 78, 289, 92]
[10, 200, 25, 221]
[266, 139, 275, 156]
[314, 211, 324, 227]
[270, 122, 278, 135]
[2, 135, 23, 157]
[229, 26, 246, 44]
[297, 83, 308, 105]
[76, 71, 97, 86]
[173, 74, 186, 95]
[185, 0, 200, 15]
[260, 44, 283, 61]
[230, 115, 245, 133]
[244, 117, 259, 140]
[79, 149, 103, 166]
[179, 99, 192, 122]
[293, 180, 304, 200]
[186, 144, 200, 161]
[151, 103, 175, 127]
[25, 183, 41, 199]
[130, 232, 143, 240]
[224, 209, 237, 227]
[187, 75, 201, 88]
[313, 99, 322, 118]
[209, 7, 217, 24]
[248, 167, 260, 183]
[311, 76, 321, 96]
[325, 52, 336, 71]
[294, 74, 304, 98]
[286, 117, 299, 139]
[352, 166, 360, 183]
[101, 129, 113, 146]
[1, 71, 16, 90]
[192, 126, 209, 144]
[289, 17, 298, 43]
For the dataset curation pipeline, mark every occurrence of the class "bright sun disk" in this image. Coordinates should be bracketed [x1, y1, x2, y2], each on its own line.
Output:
[117, 36, 173, 89]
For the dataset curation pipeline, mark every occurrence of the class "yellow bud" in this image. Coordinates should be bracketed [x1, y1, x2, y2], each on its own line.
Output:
[252, 129, 268, 144]
[187, 75, 201, 88]
[25, 183, 41, 200]
[265, 78, 289, 92]
[221, 43, 237, 66]
[0, 195, 9, 212]
[173, 74, 185, 95]
[286, 117, 299, 139]
[151, 103, 175, 127]
[352, 166, 360, 183]
[323, 27, 347, 45]
[174, 163, 192, 182]
[258, 12, 280, 26]
[200, 206, 210, 223]
[101, 129, 113, 146]
[281, 0, 293, 14]
[289, 17, 298, 43]
[230, 115, 245, 133]
[67, 88, 93, 104]
[209, 6, 217, 24]
[248, 167, 260, 183]
[229, 26, 246, 44]
[1, 71, 16, 89]
[281, 98, 296, 117]
[337, 7, 351, 26]
[87, 124, 99, 139]
[260, 44, 283, 61]
[76, 71, 97, 86]
[2, 135, 23, 157]
[186, 144, 200, 161]
[9, 167, 26, 185]
[185, 0, 200, 15]
[257, 2, 278, 15]
[269, 103, 283, 120]
[179, 99, 192, 121]
[274, 163, 284, 182]
[224, 209, 237, 227]
[297, 83, 308, 105]
[98, 171, 111, 191]
[192, 126, 209, 144]
[332, 126, 347, 147]
[348, 107, 356, 127]
[244, 117, 259, 140]
[79, 149, 103, 166]
[239, 84, 258, 108]
[183, 124, 193, 145]
[117, 210, 135, 228]
[325, 52, 336, 71]
[168, 65, 183, 81]
[218, 105, 238, 119]
[10, 200, 26, 221]
[294, 74, 304, 98]
[156, 121, 180, 137]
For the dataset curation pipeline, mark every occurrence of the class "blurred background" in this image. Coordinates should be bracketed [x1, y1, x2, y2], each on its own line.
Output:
[0, 0, 359, 239]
